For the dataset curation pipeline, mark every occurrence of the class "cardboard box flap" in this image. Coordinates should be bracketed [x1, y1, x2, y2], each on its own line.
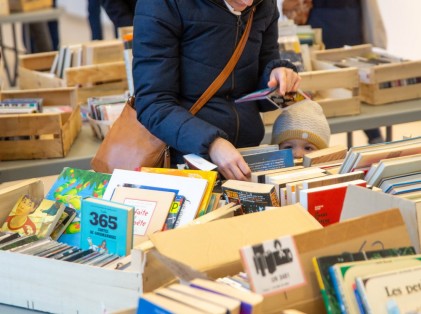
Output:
[0, 179, 44, 225]
[149, 204, 322, 272]
[341, 184, 421, 253]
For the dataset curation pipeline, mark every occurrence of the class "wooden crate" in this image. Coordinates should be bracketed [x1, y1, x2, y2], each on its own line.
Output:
[312, 44, 421, 105]
[18, 51, 128, 105]
[261, 67, 360, 125]
[0, 0, 9, 15]
[9, 0, 52, 12]
[0, 87, 81, 161]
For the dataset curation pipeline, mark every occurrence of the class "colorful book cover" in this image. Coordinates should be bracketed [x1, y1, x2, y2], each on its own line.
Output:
[45, 167, 111, 247]
[242, 149, 295, 173]
[312, 246, 416, 314]
[103, 169, 208, 228]
[80, 197, 134, 256]
[299, 179, 367, 226]
[1, 195, 65, 239]
[140, 167, 218, 217]
[162, 195, 185, 230]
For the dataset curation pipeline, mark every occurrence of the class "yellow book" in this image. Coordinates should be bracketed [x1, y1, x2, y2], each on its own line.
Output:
[140, 167, 218, 217]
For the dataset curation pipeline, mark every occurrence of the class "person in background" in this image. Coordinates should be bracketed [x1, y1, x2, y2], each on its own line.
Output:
[88, 0, 103, 40]
[100, 0, 136, 37]
[271, 100, 331, 158]
[133, 0, 301, 181]
[281, 0, 386, 144]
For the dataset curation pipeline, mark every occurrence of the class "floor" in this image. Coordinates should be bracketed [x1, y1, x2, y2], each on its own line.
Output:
[1, 11, 420, 148]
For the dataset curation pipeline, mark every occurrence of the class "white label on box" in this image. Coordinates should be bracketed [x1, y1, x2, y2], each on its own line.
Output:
[240, 235, 306, 295]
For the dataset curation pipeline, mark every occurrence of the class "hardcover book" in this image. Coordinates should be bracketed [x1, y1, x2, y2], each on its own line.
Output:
[80, 197, 134, 256]
[45, 167, 111, 247]
[103, 169, 208, 228]
[1, 195, 65, 239]
[221, 180, 279, 215]
[110, 186, 175, 238]
[299, 179, 367, 226]
[312, 246, 416, 314]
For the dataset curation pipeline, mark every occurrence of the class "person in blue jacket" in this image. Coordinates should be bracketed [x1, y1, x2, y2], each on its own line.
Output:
[100, 0, 136, 37]
[132, 0, 301, 181]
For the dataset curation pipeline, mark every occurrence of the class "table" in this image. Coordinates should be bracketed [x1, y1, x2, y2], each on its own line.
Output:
[0, 7, 63, 87]
[1, 99, 421, 183]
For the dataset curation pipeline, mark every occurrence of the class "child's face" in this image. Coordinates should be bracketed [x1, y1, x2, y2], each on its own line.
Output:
[279, 139, 318, 158]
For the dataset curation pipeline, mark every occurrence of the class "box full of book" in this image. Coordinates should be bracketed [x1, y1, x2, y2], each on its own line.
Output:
[312, 44, 421, 105]
[18, 40, 127, 104]
[0, 87, 81, 160]
[261, 66, 360, 125]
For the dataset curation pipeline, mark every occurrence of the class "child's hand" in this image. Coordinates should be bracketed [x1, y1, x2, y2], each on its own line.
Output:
[268, 67, 301, 96]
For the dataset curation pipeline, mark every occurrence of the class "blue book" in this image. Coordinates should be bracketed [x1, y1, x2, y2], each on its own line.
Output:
[242, 148, 294, 172]
[137, 293, 203, 314]
[80, 197, 134, 256]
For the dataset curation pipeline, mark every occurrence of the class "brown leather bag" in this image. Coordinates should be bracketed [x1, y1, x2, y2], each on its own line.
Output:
[90, 8, 255, 174]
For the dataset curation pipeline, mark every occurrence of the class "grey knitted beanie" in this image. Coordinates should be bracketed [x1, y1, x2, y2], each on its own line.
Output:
[271, 99, 331, 149]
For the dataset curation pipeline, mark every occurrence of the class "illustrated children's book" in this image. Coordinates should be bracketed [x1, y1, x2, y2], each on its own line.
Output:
[45, 167, 111, 247]
[1, 195, 65, 239]
[80, 197, 134, 256]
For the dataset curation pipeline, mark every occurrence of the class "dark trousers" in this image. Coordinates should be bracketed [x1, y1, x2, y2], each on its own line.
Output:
[88, 0, 103, 40]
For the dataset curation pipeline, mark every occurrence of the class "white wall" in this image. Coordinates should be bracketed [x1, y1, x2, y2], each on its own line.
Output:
[57, 0, 112, 25]
[378, 0, 421, 60]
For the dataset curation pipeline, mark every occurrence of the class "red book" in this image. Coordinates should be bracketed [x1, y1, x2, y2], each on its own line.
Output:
[299, 179, 367, 226]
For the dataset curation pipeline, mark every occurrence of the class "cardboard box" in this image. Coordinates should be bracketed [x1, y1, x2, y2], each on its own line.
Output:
[312, 44, 421, 105]
[8, 0, 52, 12]
[0, 179, 142, 314]
[18, 50, 128, 105]
[261, 67, 360, 125]
[145, 206, 411, 313]
[0, 87, 81, 161]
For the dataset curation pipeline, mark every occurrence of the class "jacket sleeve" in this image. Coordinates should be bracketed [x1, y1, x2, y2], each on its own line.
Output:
[100, 0, 134, 27]
[132, 2, 227, 156]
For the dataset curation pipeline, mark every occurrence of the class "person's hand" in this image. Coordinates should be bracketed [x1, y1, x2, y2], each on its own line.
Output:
[209, 137, 251, 181]
[268, 67, 301, 96]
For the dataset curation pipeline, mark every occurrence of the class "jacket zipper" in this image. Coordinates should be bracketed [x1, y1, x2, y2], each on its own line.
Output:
[232, 15, 242, 146]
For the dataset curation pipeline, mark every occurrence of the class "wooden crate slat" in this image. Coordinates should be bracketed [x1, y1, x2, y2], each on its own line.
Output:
[369, 60, 421, 84]
[312, 44, 372, 62]
[64, 61, 126, 86]
[0, 114, 62, 137]
[0, 138, 64, 160]
[300, 68, 359, 90]
[361, 82, 421, 105]
[19, 51, 57, 71]
[0, 87, 77, 107]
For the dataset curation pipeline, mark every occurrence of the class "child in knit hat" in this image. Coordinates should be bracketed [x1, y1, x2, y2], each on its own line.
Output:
[271, 99, 331, 159]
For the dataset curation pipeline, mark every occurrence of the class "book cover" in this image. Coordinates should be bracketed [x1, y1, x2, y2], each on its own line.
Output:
[329, 254, 421, 314]
[80, 197, 134, 256]
[163, 195, 185, 230]
[182, 154, 218, 171]
[237, 144, 280, 156]
[50, 206, 77, 241]
[312, 246, 416, 314]
[242, 148, 295, 173]
[355, 264, 421, 314]
[221, 180, 279, 215]
[103, 169, 208, 228]
[45, 167, 111, 247]
[111, 186, 175, 237]
[1, 195, 65, 239]
[299, 179, 367, 226]
[138, 292, 204, 314]
[140, 167, 218, 218]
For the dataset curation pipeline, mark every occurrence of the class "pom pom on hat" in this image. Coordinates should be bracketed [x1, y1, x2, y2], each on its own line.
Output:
[271, 99, 330, 149]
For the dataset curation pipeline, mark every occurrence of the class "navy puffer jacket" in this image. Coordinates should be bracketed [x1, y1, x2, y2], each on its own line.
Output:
[133, 0, 296, 164]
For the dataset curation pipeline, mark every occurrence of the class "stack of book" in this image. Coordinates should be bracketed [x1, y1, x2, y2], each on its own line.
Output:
[0, 98, 43, 114]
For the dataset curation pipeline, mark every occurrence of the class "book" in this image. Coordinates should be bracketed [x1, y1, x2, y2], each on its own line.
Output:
[355, 264, 421, 314]
[138, 292, 205, 314]
[250, 165, 304, 184]
[50, 206, 77, 241]
[242, 148, 295, 173]
[154, 287, 227, 313]
[80, 197, 134, 256]
[1, 195, 66, 239]
[302, 145, 348, 167]
[312, 246, 416, 314]
[167, 283, 241, 314]
[0, 234, 39, 251]
[189, 278, 263, 314]
[45, 167, 111, 246]
[110, 186, 175, 238]
[182, 153, 218, 171]
[82, 39, 124, 65]
[163, 195, 185, 230]
[237, 144, 280, 156]
[221, 180, 279, 215]
[299, 179, 367, 226]
[140, 167, 218, 218]
[103, 169, 208, 228]
[329, 254, 421, 314]
[378, 171, 421, 193]
[204, 192, 222, 214]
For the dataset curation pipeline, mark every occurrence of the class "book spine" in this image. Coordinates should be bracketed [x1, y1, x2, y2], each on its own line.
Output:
[312, 257, 333, 314]
[328, 266, 348, 314]
[354, 277, 372, 314]
[123, 33, 134, 96]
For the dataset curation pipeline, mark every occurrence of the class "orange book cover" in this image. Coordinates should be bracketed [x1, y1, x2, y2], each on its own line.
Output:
[140, 167, 218, 217]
